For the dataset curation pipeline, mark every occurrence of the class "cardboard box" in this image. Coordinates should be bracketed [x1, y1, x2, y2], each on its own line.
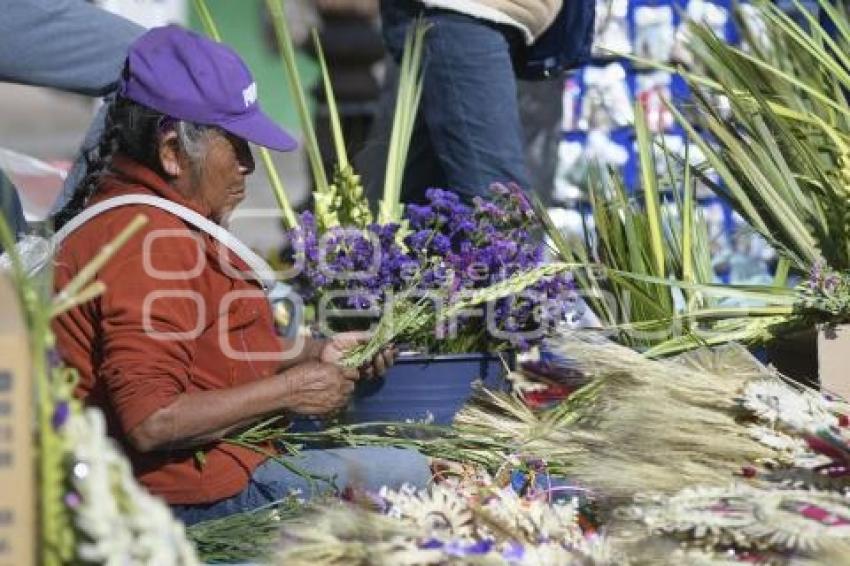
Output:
[0, 275, 34, 565]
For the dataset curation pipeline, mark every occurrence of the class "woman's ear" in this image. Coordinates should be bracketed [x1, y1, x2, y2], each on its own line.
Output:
[158, 130, 183, 178]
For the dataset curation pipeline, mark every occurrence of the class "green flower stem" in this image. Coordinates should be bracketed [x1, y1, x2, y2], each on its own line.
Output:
[311, 28, 348, 170]
[0, 205, 74, 564]
[221, 438, 334, 495]
[50, 282, 106, 319]
[258, 148, 298, 229]
[379, 20, 427, 225]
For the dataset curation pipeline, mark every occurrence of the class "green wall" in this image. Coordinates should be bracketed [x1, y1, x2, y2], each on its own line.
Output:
[188, 0, 317, 133]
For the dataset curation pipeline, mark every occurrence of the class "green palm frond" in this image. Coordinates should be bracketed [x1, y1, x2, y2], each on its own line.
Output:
[535, 94, 802, 354]
[670, 1, 850, 272]
[577, 0, 850, 355]
[264, 0, 329, 196]
[635, 101, 666, 279]
[311, 28, 348, 171]
[536, 104, 722, 348]
[379, 20, 428, 225]
[309, 29, 372, 230]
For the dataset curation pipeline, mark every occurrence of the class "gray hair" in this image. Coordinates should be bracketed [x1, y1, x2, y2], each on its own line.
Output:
[55, 98, 228, 230]
[175, 120, 219, 175]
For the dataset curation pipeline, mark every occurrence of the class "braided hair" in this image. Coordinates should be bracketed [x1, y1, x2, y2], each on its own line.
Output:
[52, 97, 218, 230]
[53, 97, 164, 230]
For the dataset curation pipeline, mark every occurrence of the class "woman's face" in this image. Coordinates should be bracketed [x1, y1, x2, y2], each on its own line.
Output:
[193, 130, 255, 223]
[163, 127, 256, 224]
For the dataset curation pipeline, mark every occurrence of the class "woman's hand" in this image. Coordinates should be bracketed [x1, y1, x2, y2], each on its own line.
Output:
[318, 331, 370, 365]
[127, 360, 359, 452]
[358, 345, 398, 379]
[283, 361, 359, 416]
[319, 331, 398, 379]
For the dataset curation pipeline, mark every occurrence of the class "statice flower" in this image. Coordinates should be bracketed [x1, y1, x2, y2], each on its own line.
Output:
[288, 183, 575, 349]
[288, 211, 411, 309]
[404, 183, 575, 352]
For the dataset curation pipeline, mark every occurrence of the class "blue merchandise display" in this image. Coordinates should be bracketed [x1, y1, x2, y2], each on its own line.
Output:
[551, 0, 776, 284]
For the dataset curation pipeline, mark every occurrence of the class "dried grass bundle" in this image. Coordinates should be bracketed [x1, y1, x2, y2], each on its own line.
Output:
[453, 388, 583, 474]
[543, 333, 777, 496]
[276, 505, 432, 566]
[455, 333, 778, 500]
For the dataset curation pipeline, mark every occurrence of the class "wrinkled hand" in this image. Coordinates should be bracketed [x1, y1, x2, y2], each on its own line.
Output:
[320, 332, 398, 379]
[282, 361, 358, 416]
[357, 345, 398, 380]
[319, 331, 371, 365]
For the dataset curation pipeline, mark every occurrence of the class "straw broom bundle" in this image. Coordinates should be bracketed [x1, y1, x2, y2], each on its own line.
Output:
[543, 333, 777, 496]
[455, 332, 778, 499]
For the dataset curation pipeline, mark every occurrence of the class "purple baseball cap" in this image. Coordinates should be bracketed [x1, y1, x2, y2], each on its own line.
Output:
[119, 25, 297, 152]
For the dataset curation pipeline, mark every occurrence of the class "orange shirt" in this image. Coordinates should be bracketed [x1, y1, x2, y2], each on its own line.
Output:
[53, 156, 283, 504]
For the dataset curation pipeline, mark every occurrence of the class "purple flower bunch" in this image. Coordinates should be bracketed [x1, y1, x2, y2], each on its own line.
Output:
[406, 185, 543, 282]
[807, 260, 842, 295]
[289, 211, 416, 310]
[288, 184, 574, 350]
[405, 184, 574, 351]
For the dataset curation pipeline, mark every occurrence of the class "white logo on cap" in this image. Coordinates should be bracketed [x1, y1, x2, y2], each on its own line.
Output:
[242, 82, 257, 107]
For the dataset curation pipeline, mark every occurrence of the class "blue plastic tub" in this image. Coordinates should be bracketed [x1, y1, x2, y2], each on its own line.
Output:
[344, 351, 511, 425]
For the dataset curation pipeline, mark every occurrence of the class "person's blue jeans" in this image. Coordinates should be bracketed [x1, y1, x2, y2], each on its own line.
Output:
[170, 447, 431, 526]
[375, 0, 530, 203]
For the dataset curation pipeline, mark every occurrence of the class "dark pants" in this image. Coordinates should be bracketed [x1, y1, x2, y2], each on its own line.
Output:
[359, 0, 531, 204]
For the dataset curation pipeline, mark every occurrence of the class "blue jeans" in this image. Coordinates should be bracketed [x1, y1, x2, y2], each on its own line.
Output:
[373, 0, 530, 203]
[170, 447, 430, 526]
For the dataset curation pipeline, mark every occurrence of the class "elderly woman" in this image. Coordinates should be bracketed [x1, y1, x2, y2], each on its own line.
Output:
[51, 26, 429, 525]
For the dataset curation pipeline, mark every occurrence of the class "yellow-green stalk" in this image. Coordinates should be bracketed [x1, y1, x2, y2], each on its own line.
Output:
[309, 28, 372, 230]
[378, 20, 428, 225]
[0, 217, 73, 564]
[264, 0, 330, 197]
[311, 28, 348, 171]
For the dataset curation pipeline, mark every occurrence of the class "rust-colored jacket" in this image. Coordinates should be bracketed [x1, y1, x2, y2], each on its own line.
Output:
[53, 156, 282, 504]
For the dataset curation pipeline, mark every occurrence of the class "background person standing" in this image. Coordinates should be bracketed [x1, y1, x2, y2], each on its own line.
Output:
[359, 0, 562, 204]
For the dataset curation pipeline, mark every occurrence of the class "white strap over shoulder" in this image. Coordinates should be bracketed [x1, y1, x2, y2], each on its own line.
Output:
[52, 195, 277, 290]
